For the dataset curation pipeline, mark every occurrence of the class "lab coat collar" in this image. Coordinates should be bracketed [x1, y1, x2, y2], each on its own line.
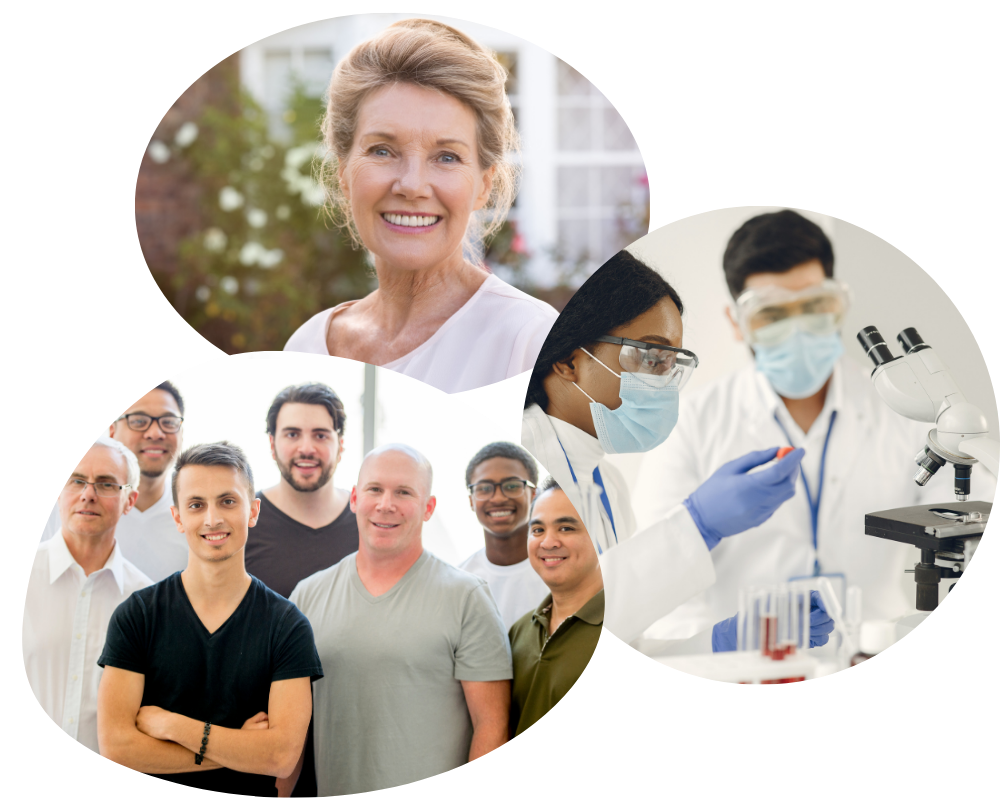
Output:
[47, 530, 128, 594]
[548, 415, 605, 475]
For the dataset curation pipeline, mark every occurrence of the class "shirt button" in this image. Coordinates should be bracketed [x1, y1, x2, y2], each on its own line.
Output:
[68, 718, 74, 724]
[80, 592, 86, 598]
[73, 675, 79, 681]
[76, 634, 82, 640]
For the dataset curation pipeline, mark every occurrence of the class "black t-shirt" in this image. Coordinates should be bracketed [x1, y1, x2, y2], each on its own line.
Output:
[99, 573, 324, 797]
[246, 491, 359, 598]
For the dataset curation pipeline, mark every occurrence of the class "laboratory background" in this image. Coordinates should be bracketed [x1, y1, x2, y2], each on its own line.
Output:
[45, 352, 547, 566]
[618, 206, 999, 488]
[136, 12, 650, 354]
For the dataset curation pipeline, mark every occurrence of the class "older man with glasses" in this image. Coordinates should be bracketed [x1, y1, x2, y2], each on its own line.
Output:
[459, 442, 548, 630]
[42, 382, 188, 581]
[23, 437, 152, 752]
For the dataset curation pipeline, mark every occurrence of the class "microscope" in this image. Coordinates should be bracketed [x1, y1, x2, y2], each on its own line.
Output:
[857, 326, 995, 612]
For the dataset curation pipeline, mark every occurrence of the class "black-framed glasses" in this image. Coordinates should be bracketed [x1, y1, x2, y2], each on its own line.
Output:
[116, 413, 184, 433]
[594, 335, 699, 388]
[65, 478, 133, 497]
[468, 479, 536, 500]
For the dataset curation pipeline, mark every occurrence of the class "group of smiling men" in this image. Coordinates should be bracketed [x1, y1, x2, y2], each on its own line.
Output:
[23, 381, 603, 796]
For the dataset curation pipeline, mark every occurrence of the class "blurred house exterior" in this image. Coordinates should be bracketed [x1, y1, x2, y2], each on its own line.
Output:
[241, 15, 649, 288]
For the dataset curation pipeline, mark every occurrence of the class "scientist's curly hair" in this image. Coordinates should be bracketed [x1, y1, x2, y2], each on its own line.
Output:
[524, 250, 684, 411]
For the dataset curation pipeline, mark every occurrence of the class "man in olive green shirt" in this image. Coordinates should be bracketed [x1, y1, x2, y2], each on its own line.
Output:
[509, 477, 604, 735]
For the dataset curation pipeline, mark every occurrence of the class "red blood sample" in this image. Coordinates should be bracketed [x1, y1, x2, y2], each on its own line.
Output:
[776, 446, 794, 459]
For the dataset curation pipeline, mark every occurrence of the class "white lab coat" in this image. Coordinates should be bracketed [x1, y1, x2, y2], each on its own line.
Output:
[522, 403, 716, 643]
[633, 358, 997, 641]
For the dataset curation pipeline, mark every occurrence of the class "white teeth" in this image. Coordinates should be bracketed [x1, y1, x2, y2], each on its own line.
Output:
[383, 213, 439, 227]
[204, 533, 228, 541]
[487, 510, 513, 517]
[373, 523, 397, 529]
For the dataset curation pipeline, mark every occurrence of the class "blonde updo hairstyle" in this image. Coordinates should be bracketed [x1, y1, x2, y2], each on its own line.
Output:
[320, 19, 520, 252]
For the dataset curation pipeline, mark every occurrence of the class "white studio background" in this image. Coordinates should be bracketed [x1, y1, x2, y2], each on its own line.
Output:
[170, 353, 530, 565]
[609, 206, 1000, 488]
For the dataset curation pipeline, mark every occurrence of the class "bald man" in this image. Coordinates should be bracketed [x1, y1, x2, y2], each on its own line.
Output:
[288, 445, 512, 796]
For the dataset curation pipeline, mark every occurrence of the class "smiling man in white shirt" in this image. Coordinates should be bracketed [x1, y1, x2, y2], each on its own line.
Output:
[42, 382, 188, 581]
[23, 437, 152, 752]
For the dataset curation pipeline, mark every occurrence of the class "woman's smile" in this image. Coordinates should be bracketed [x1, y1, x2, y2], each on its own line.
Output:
[341, 82, 493, 273]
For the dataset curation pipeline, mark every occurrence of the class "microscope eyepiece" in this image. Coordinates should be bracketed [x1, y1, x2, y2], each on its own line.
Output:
[897, 327, 930, 355]
[857, 326, 898, 369]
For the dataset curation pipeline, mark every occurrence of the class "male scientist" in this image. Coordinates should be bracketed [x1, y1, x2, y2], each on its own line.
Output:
[246, 383, 357, 598]
[509, 477, 603, 735]
[289, 444, 512, 796]
[23, 438, 151, 752]
[42, 382, 188, 580]
[460, 441, 548, 629]
[635, 209, 995, 643]
[97, 442, 323, 796]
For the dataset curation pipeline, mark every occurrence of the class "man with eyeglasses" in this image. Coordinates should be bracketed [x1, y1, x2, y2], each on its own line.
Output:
[23, 437, 152, 752]
[42, 382, 188, 581]
[634, 209, 997, 646]
[459, 442, 548, 630]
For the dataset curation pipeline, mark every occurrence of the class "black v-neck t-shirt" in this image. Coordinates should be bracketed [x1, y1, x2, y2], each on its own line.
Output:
[99, 573, 324, 796]
[245, 491, 359, 598]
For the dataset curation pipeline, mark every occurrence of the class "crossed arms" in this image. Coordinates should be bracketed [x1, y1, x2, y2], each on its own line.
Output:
[97, 666, 312, 779]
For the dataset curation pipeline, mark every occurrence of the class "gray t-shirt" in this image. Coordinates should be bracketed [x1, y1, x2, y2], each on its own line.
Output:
[290, 550, 512, 796]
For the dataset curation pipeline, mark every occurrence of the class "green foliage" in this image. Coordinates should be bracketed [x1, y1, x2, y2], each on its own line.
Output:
[167, 83, 373, 353]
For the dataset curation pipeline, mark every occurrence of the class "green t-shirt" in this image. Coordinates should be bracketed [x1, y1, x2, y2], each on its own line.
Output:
[509, 589, 604, 736]
[290, 550, 512, 795]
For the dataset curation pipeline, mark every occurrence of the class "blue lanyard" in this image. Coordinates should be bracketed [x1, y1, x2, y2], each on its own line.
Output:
[555, 437, 616, 553]
[772, 409, 838, 576]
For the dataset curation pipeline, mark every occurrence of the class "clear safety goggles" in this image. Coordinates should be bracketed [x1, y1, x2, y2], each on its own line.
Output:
[593, 335, 699, 389]
[734, 279, 851, 347]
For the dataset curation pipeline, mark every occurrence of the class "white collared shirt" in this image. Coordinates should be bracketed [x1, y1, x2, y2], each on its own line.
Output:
[41, 490, 188, 582]
[22, 534, 151, 752]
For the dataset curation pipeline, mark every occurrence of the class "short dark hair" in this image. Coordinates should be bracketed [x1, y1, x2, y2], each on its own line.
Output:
[171, 441, 255, 505]
[722, 209, 834, 298]
[266, 383, 346, 437]
[525, 250, 684, 410]
[156, 381, 185, 415]
[530, 475, 562, 512]
[465, 442, 539, 486]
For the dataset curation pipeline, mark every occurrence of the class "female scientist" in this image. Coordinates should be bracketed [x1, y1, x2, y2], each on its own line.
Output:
[284, 19, 557, 393]
[522, 250, 814, 644]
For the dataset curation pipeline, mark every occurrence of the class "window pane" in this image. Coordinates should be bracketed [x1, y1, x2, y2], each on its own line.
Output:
[302, 48, 335, 97]
[558, 108, 592, 150]
[495, 50, 519, 96]
[557, 166, 591, 208]
[602, 108, 639, 151]
[599, 166, 644, 207]
[263, 49, 293, 113]
[557, 59, 593, 97]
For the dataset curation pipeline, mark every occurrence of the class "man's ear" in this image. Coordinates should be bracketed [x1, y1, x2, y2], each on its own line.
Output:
[725, 306, 744, 343]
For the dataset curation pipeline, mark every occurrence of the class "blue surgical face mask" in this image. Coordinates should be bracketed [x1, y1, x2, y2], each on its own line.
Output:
[754, 329, 844, 400]
[572, 349, 680, 454]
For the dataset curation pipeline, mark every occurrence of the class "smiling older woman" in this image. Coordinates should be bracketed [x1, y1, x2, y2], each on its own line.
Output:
[284, 19, 558, 392]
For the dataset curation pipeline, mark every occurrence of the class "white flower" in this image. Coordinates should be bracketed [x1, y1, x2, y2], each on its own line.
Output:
[219, 186, 244, 212]
[195, 286, 211, 302]
[175, 122, 199, 148]
[249, 157, 265, 172]
[220, 276, 239, 295]
[275, 204, 291, 220]
[147, 140, 170, 164]
[247, 208, 267, 229]
[203, 227, 227, 252]
[259, 248, 284, 269]
[239, 241, 265, 266]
